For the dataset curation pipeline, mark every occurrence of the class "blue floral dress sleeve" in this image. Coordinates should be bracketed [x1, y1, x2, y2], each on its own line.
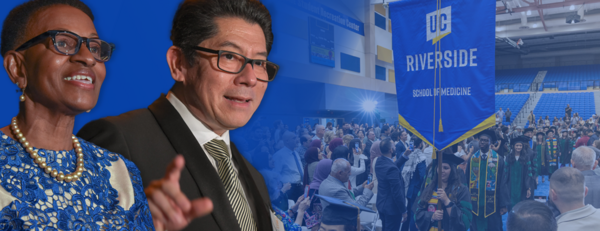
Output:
[0, 131, 155, 230]
[273, 205, 302, 231]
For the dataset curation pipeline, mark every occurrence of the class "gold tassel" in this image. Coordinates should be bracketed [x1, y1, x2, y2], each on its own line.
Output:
[439, 119, 444, 132]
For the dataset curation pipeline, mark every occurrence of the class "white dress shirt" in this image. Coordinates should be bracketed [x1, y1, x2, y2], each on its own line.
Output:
[166, 92, 250, 208]
[273, 147, 303, 184]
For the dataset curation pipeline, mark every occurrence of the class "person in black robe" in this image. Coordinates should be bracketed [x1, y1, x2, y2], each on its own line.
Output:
[533, 132, 550, 184]
[504, 137, 535, 210]
[415, 150, 472, 231]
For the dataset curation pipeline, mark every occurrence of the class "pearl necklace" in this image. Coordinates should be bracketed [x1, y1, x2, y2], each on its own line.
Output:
[9, 117, 85, 183]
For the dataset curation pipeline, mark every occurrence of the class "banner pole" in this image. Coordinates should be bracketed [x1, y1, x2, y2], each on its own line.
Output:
[437, 149, 443, 230]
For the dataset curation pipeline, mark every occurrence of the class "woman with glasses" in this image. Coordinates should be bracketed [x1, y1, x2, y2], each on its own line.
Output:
[0, 0, 153, 229]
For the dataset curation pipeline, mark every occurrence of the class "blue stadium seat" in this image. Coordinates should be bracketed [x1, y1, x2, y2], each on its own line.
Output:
[531, 92, 597, 122]
[495, 68, 538, 92]
[543, 65, 600, 91]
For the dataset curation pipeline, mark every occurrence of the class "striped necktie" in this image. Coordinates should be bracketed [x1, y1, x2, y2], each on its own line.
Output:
[204, 139, 257, 231]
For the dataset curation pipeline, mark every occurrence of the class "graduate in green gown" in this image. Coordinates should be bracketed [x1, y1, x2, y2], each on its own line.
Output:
[545, 130, 561, 176]
[558, 129, 572, 167]
[467, 130, 509, 231]
[503, 137, 535, 210]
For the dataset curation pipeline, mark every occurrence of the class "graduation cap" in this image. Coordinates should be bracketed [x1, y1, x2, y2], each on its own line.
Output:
[511, 136, 529, 147]
[316, 194, 374, 230]
[536, 132, 546, 137]
[546, 130, 555, 136]
[477, 130, 497, 143]
[443, 152, 465, 166]
[561, 129, 568, 133]
[524, 127, 535, 134]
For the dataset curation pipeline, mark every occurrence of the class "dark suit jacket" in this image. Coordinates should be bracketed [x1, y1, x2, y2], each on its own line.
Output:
[77, 95, 273, 231]
[396, 141, 408, 158]
[375, 156, 406, 216]
[364, 139, 374, 158]
[406, 161, 426, 200]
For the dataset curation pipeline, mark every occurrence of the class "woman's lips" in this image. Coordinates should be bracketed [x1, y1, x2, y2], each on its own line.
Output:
[63, 75, 94, 90]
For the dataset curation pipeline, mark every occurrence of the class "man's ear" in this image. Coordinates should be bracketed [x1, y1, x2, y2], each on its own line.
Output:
[3, 50, 28, 88]
[166, 46, 189, 83]
[549, 188, 558, 202]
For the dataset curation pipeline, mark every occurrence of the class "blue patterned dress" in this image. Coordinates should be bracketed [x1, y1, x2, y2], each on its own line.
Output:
[273, 205, 302, 231]
[0, 131, 154, 230]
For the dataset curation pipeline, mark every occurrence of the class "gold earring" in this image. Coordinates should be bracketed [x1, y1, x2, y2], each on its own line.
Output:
[19, 88, 25, 102]
[86, 110, 91, 113]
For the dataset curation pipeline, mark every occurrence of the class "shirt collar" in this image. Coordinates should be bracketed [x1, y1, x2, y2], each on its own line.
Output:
[329, 175, 346, 186]
[166, 91, 230, 148]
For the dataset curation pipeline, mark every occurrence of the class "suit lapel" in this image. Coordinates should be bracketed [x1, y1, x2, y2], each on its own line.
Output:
[148, 95, 241, 231]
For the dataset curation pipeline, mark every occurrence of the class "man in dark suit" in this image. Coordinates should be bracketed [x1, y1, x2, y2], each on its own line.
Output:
[78, 1, 277, 230]
[376, 138, 407, 231]
[396, 131, 410, 157]
[364, 131, 376, 157]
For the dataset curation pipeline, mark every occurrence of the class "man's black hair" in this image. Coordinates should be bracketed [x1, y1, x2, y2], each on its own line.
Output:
[1, 0, 94, 57]
[390, 131, 400, 141]
[171, 0, 273, 65]
[300, 135, 309, 144]
[380, 138, 394, 155]
[382, 125, 390, 133]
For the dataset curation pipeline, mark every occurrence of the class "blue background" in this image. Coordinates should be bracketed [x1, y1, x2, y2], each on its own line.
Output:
[0, 0, 306, 133]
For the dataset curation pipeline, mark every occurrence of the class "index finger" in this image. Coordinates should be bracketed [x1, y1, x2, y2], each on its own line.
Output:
[165, 155, 186, 182]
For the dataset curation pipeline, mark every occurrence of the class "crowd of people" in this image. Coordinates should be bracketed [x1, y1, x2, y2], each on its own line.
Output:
[245, 106, 600, 231]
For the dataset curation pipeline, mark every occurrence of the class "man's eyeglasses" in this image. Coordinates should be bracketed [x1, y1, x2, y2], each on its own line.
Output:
[192, 46, 279, 82]
[15, 30, 114, 62]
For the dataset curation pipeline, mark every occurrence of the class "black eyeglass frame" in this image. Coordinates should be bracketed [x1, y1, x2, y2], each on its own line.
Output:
[192, 46, 279, 82]
[15, 30, 115, 62]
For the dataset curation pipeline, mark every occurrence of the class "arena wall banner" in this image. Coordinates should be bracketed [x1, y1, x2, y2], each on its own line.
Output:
[389, 0, 496, 151]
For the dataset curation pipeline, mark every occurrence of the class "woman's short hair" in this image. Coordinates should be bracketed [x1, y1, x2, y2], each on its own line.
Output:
[1, 0, 94, 57]
[342, 134, 353, 146]
[323, 131, 335, 144]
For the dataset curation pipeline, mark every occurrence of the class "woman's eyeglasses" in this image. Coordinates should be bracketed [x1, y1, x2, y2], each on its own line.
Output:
[15, 30, 114, 62]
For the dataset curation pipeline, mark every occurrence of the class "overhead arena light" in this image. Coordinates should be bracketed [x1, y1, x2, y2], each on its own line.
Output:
[362, 100, 377, 112]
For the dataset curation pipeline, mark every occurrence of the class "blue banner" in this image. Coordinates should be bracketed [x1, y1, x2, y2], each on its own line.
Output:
[390, 0, 496, 150]
[293, 0, 364, 36]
